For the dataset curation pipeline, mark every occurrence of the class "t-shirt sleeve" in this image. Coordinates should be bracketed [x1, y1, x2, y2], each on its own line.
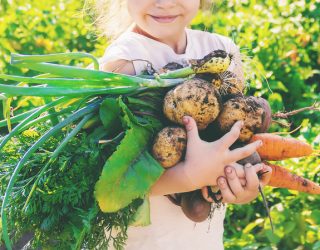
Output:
[98, 38, 149, 75]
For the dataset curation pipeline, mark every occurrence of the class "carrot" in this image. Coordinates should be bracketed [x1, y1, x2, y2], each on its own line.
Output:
[249, 133, 313, 160]
[262, 162, 320, 195]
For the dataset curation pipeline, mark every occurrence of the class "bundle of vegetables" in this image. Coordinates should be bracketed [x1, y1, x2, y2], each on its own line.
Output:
[0, 50, 318, 249]
[151, 57, 320, 223]
[0, 52, 189, 249]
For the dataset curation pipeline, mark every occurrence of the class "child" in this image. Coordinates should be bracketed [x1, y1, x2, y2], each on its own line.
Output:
[94, 0, 272, 249]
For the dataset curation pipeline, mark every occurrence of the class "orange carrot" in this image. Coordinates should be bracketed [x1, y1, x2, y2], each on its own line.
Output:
[250, 133, 313, 160]
[262, 162, 320, 195]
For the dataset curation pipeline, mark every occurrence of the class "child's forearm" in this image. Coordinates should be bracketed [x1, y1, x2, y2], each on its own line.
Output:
[149, 162, 197, 196]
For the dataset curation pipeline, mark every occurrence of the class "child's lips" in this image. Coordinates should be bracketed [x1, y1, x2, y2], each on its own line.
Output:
[150, 15, 179, 23]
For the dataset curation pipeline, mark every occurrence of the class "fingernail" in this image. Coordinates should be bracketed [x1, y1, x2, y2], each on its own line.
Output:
[226, 167, 232, 174]
[218, 178, 226, 186]
[236, 120, 244, 128]
[182, 116, 189, 124]
[256, 140, 263, 146]
[245, 163, 252, 168]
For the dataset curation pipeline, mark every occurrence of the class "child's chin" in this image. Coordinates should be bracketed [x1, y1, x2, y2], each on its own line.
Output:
[149, 28, 183, 40]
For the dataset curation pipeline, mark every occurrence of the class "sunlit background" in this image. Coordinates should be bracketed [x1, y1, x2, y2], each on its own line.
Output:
[0, 0, 319, 249]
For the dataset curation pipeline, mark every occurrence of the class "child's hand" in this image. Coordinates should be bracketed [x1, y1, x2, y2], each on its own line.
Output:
[201, 163, 272, 204]
[181, 116, 262, 189]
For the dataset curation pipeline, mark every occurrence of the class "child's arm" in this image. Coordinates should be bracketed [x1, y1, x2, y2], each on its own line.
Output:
[100, 60, 136, 75]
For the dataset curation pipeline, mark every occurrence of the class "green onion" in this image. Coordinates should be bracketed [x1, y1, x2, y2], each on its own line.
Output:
[18, 106, 75, 132]
[0, 108, 38, 128]
[0, 97, 69, 152]
[0, 74, 137, 88]
[13, 62, 183, 87]
[11, 52, 100, 70]
[0, 84, 141, 97]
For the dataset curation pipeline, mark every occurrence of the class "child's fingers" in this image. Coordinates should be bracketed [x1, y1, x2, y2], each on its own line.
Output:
[219, 121, 243, 148]
[183, 116, 200, 146]
[230, 162, 264, 180]
[230, 162, 245, 178]
[224, 166, 244, 197]
[227, 140, 262, 163]
[254, 163, 264, 173]
[217, 177, 237, 203]
[244, 163, 260, 191]
[201, 186, 214, 203]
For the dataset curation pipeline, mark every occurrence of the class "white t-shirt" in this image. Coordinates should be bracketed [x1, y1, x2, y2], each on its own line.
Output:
[100, 28, 243, 250]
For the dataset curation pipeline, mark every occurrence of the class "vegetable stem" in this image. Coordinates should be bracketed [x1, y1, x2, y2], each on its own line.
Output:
[0, 84, 141, 97]
[0, 97, 69, 152]
[157, 67, 194, 78]
[11, 52, 100, 70]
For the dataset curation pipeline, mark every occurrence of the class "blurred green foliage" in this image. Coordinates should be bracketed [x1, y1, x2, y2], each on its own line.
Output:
[0, 0, 319, 249]
[191, 0, 320, 249]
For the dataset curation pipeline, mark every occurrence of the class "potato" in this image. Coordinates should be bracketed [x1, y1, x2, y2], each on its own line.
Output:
[163, 78, 221, 130]
[180, 189, 211, 223]
[152, 127, 187, 168]
[217, 96, 270, 142]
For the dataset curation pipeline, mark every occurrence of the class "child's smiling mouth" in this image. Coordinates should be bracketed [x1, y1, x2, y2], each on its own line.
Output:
[149, 15, 179, 23]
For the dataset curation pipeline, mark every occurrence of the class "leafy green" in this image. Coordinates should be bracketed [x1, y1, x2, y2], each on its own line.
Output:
[99, 98, 122, 135]
[95, 98, 164, 212]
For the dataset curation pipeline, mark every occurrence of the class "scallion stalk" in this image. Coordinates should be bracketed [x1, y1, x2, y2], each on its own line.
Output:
[11, 52, 100, 70]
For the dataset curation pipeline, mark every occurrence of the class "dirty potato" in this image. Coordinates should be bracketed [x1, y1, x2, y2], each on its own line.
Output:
[163, 78, 221, 130]
[217, 96, 271, 142]
[152, 127, 187, 168]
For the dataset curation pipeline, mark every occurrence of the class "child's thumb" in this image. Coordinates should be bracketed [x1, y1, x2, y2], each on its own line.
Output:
[183, 116, 200, 145]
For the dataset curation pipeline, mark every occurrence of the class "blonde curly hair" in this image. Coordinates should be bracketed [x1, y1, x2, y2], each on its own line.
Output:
[86, 0, 212, 40]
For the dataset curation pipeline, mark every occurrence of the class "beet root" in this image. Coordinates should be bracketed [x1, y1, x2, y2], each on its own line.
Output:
[180, 189, 211, 223]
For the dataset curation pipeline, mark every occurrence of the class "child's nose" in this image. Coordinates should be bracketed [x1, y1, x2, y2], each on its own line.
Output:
[155, 0, 177, 8]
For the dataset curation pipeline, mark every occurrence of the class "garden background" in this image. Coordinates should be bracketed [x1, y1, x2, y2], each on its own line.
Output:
[0, 0, 319, 249]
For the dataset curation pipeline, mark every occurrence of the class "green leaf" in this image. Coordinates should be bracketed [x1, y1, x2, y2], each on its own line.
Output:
[311, 210, 320, 224]
[118, 97, 140, 129]
[265, 229, 281, 244]
[283, 221, 296, 234]
[94, 101, 164, 212]
[99, 98, 121, 134]
[119, 97, 162, 132]
[95, 136, 163, 212]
